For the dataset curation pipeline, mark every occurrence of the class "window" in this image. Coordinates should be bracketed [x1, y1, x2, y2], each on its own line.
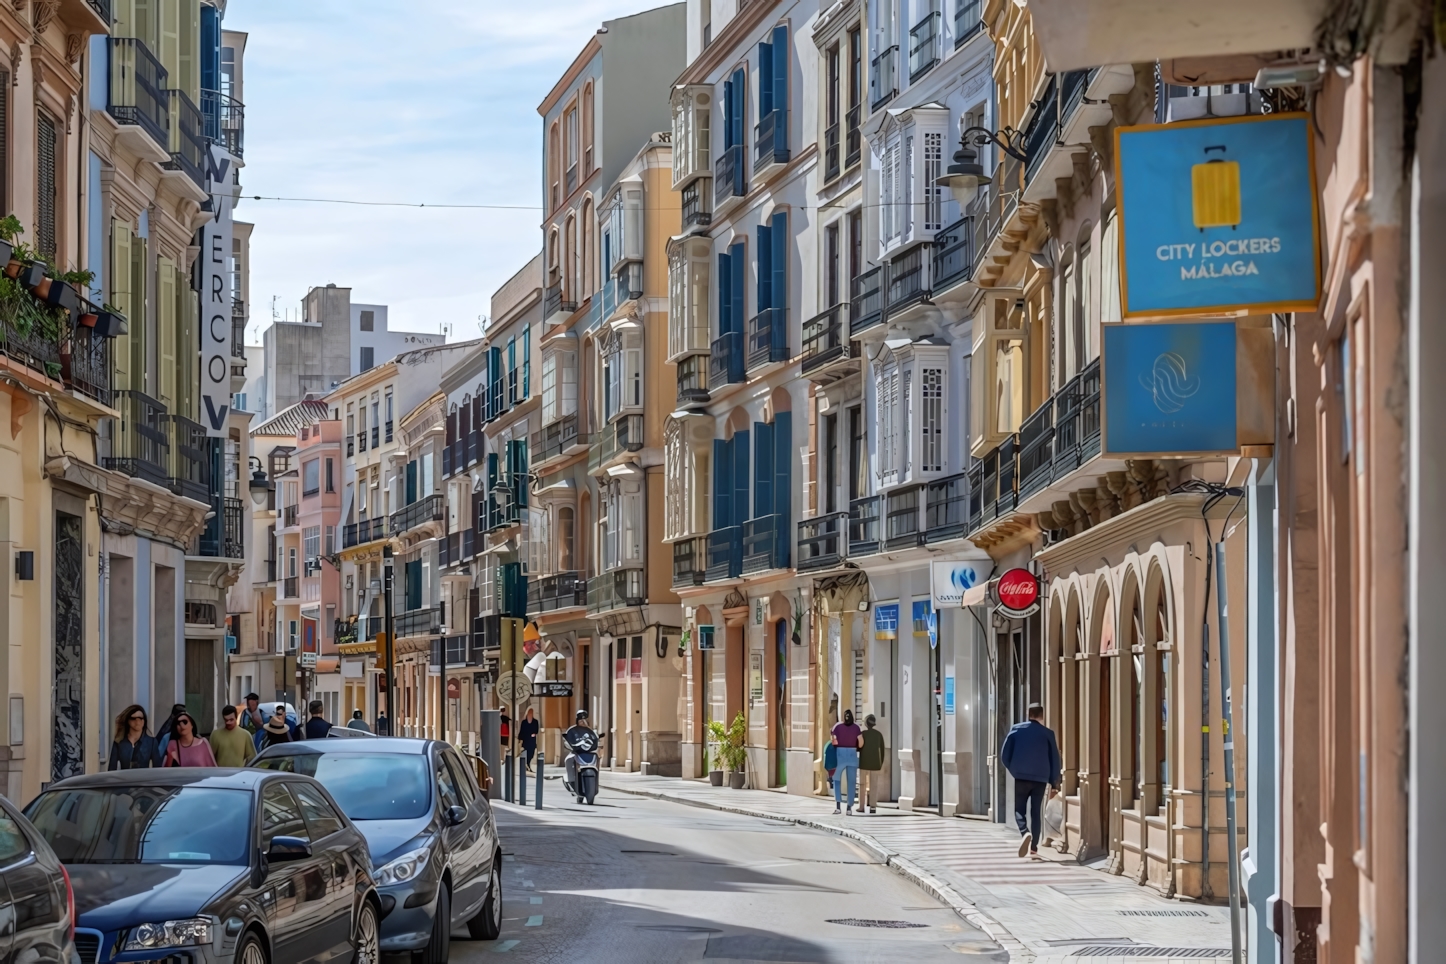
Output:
[848, 210, 863, 291]
[827, 43, 840, 130]
[848, 28, 862, 112]
[303, 460, 319, 495]
[359, 310, 374, 331]
[292, 783, 345, 840]
[557, 506, 575, 571]
[1100, 210, 1121, 323]
[325, 458, 334, 492]
[324, 525, 335, 555]
[359, 346, 375, 372]
[825, 223, 841, 307]
[435, 752, 462, 810]
[923, 132, 943, 231]
[304, 526, 320, 565]
[1077, 233, 1095, 369]
[921, 368, 944, 473]
[287, 619, 298, 650]
[849, 406, 865, 501]
[260, 783, 308, 850]
[581, 83, 595, 174]
[36, 112, 57, 261]
[878, 367, 899, 482]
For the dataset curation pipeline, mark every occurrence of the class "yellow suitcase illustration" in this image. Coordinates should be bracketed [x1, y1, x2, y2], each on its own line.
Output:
[1192, 145, 1241, 230]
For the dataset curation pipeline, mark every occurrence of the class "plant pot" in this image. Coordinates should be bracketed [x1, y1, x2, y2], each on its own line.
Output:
[34, 278, 77, 312]
[15, 262, 46, 288]
[0, 240, 12, 265]
[728, 771, 746, 790]
[92, 310, 127, 338]
[708, 770, 724, 787]
[78, 313, 98, 328]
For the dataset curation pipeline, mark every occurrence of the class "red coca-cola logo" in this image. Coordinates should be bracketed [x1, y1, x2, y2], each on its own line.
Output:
[996, 568, 1040, 614]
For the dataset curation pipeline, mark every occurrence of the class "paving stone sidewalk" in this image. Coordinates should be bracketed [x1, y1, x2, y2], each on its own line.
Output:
[598, 770, 1238, 964]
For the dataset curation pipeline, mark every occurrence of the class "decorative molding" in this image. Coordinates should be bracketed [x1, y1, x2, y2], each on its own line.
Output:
[61, 459, 213, 549]
[31, 0, 56, 35]
[10, 0, 23, 13]
[9, 42, 21, 85]
[63, 30, 79, 64]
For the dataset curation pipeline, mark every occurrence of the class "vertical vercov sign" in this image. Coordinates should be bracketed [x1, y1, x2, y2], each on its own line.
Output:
[200, 143, 234, 436]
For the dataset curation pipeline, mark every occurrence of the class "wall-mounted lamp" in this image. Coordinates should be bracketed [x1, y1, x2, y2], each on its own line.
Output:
[14, 551, 33, 581]
[248, 456, 274, 508]
[934, 124, 1028, 205]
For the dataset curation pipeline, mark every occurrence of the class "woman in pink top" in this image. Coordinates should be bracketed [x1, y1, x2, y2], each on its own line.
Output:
[163, 712, 218, 768]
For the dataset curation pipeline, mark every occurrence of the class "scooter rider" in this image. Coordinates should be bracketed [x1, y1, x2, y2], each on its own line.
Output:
[563, 709, 601, 792]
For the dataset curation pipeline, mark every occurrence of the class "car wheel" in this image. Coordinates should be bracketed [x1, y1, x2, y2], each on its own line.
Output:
[352, 899, 380, 964]
[414, 885, 450, 964]
[238, 931, 267, 964]
[467, 858, 503, 940]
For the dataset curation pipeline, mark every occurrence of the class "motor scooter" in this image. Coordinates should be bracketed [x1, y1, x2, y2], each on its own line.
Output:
[562, 729, 602, 805]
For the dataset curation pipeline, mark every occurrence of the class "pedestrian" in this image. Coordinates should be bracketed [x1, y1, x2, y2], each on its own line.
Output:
[520, 708, 540, 772]
[156, 703, 186, 755]
[858, 714, 885, 814]
[162, 711, 217, 767]
[1000, 702, 1062, 859]
[261, 705, 293, 748]
[241, 693, 266, 734]
[347, 709, 372, 732]
[375, 711, 391, 736]
[303, 700, 332, 740]
[823, 741, 837, 793]
[107, 704, 161, 770]
[210, 705, 255, 767]
[830, 709, 863, 815]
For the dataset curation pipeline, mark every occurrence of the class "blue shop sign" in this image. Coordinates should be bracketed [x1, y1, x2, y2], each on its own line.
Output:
[1103, 321, 1237, 456]
[1115, 113, 1319, 317]
[874, 603, 899, 639]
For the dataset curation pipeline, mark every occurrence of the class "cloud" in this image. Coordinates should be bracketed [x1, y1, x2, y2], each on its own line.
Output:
[226, 0, 664, 342]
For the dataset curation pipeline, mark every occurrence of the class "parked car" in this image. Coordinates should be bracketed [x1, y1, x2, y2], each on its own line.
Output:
[250, 738, 501, 962]
[0, 792, 75, 963]
[24, 769, 381, 964]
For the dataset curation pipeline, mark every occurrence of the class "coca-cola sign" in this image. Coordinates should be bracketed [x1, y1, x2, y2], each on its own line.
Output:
[996, 568, 1040, 617]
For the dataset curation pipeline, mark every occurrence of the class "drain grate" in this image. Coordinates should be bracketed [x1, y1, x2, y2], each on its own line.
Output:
[826, 919, 928, 929]
[1071, 947, 1231, 959]
[1117, 909, 1212, 918]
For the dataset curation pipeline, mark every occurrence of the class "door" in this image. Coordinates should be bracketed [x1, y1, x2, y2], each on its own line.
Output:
[440, 749, 490, 918]
[774, 619, 788, 786]
[434, 749, 482, 923]
[259, 781, 326, 963]
[1097, 657, 1112, 855]
[290, 782, 355, 962]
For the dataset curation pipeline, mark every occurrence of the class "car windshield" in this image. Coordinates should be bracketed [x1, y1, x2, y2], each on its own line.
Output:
[25, 786, 251, 865]
[251, 753, 430, 820]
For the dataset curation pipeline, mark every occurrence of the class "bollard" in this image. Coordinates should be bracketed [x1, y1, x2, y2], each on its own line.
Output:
[518, 756, 527, 807]
[503, 753, 513, 804]
[535, 753, 544, 810]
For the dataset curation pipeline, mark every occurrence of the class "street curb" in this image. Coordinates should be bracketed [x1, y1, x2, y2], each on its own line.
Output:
[599, 778, 1032, 961]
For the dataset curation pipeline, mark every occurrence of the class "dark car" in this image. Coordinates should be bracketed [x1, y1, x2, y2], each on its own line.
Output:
[250, 738, 501, 962]
[0, 792, 75, 963]
[24, 769, 381, 964]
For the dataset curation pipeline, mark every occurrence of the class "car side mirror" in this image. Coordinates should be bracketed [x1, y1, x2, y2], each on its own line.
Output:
[267, 836, 312, 862]
[445, 805, 466, 827]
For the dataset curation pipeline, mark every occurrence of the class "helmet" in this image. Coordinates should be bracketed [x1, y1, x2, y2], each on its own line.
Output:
[575, 709, 589, 721]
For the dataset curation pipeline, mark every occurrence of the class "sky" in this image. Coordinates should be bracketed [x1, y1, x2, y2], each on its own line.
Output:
[226, 0, 663, 345]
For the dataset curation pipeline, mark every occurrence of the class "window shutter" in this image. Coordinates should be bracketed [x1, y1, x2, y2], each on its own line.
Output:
[405, 460, 418, 505]
[159, 0, 180, 82]
[487, 451, 498, 490]
[712, 438, 730, 530]
[771, 212, 787, 314]
[756, 223, 771, 312]
[758, 39, 774, 117]
[111, 221, 132, 391]
[733, 429, 750, 526]
[178, 0, 199, 99]
[35, 113, 56, 262]
[157, 257, 176, 406]
[774, 411, 792, 562]
[730, 68, 746, 147]
[722, 79, 734, 150]
[728, 240, 746, 335]
[772, 26, 789, 129]
[753, 421, 774, 518]
[716, 249, 731, 338]
[523, 327, 531, 398]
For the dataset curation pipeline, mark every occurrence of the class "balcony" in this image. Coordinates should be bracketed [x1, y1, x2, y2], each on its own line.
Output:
[849, 267, 884, 335]
[282, 504, 298, 528]
[745, 307, 788, 370]
[105, 390, 169, 488]
[1023, 75, 1060, 189]
[396, 606, 442, 639]
[970, 435, 1020, 534]
[870, 45, 898, 111]
[923, 472, 968, 543]
[1048, 359, 1102, 484]
[167, 415, 212, 504]
[613, 261, 643, 307]
[847, 495, 880, 557]
[972, 154, 1023, 275]
[705, 527, 742, 583]
[672, 538, 706, 588]
[544, 281, 576, 321]
[885, 245, 930, 315]
[709, 330, 744, 388]
[200, 88, 244, 157]
[682, 180, 712, 229]
[484, 494, 523, 533]
[87, 0, 111, 24]
[908, 12, 941, 83]
[587, 568, 644, 615]
[954, 0, 984, 47]
[755, 109, 788, 169]
[676, 354, 709, 406]
[107, 38, 169, 154]
[65, 322, 113, 406]
[438, 528, 475, 568]
[0, 299, 65, 386]
[164, 89, 205, 190]
[797, 512, 846, 572]
[801, 304, 853, 377]
[342, 517, 387, 549]
[742, 514, 789, 573]
[714, 143, 746, 209]
[930, 214, 976, 297]
[845, 104, 861, 168]
[194, 496, 245, 559]
[587, 414, 643, 474]
[883, 485, 923, 549]
[528, 571, 586, 613]
[282, 576, 299, 599]
[231, 301, 246, 358]
[390, 493, 445, 534]
[824, 122, 840, 182]
[531, 413, 587, 467]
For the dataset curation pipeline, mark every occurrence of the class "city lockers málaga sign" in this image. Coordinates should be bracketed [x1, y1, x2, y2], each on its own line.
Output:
[1114, 113, 1320, 317]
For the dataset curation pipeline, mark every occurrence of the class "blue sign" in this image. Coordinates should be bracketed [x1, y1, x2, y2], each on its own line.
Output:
[944, 676, 955, 715]
[1103, 321, 1237, 455]
[1115, 113, 1319, 317]
[874, 604, 899, 638]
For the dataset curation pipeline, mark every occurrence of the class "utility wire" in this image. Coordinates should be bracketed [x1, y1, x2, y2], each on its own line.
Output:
[245, 195, 541, 210]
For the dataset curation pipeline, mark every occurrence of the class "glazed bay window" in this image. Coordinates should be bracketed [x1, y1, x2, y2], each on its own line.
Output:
[877, 344, 951, 486]
[664, 417, 710, 542]
[599, 329, 642, 423]
[876, 106, 951, 256]
[970, 287, 1029, 456]
[598, 479, 644, 572]
[671, 84, 712, 188]
[668, 237, 712, 360]
[540, 346, 577, 425]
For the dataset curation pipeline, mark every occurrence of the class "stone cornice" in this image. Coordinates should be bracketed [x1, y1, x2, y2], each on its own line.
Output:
[71, 460, 212, 549]
[1033, 492, 1230, 574]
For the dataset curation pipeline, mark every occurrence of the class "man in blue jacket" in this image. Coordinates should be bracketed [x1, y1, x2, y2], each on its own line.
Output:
[1000, 703, 1062, 858]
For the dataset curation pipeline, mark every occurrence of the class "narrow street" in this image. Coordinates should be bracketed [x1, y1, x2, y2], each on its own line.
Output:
[441, 792, 1006, 963]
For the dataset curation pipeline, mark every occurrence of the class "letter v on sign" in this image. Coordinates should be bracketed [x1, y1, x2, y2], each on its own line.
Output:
[204, 394, 229, 432]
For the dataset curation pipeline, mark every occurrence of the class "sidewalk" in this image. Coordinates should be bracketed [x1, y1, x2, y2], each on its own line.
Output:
[598, 771, 1237, 964]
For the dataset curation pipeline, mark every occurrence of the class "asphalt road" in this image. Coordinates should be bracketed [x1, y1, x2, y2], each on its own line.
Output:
[436, 787, 1007, 963]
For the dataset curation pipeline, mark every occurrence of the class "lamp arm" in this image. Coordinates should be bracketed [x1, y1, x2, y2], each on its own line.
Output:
[961, 125, 1028, 164]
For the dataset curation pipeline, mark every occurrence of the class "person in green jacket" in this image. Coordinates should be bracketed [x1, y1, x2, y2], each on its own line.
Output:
[859, 715, 886, 814]
[210, 705, 255, 768]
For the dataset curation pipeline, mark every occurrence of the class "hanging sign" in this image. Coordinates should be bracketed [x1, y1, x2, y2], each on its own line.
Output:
[199, 144, 235, 437]
[1102, 320, 1238, 456]
[995, 568, 1040, 618]
[930, 560, 982, 608]
[873, 604, 899, 639]
[1115, 113, 1319, 318]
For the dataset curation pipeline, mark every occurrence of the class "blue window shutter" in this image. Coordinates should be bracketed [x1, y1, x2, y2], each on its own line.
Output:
[733, 429, 750, 525]
[405, 461, 417, 505]
[772, 25, 789, 138]
[774, 411, 792, 564]
[731, 68, 746, 147]
[523, 328, 531, 397]
[771, 212, 788, 315]
[722, 79, 734, 149]
[516, 439, 529, 508]
[717, 249, 731, 338]
[756, 223, 772, 312]
[713, 438, 730, 529]
[487, 451, 498, 490]
[729, 240, 746, 335]
[758, 40, 774, 116]
[753, 421, 774, 518]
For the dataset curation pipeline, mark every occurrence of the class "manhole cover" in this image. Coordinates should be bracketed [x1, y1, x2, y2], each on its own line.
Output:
[1071, 947, 1231, 959]
[825, 919, 928, 929]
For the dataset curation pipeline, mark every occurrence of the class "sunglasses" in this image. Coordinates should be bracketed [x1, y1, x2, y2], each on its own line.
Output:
[128, 714, 146, 722]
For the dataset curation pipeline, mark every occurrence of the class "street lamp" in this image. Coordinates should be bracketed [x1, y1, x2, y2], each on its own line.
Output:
[247, 457, 274, 508]
[934, 124, 1028, 206]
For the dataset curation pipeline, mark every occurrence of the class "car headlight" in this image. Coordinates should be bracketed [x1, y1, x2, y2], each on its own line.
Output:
[124, 917, 213, 950]
[373, 846, 431, 886]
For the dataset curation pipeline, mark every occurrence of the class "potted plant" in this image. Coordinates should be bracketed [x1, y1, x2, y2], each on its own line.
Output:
[704, 718, 726, 786]
[708, 712, 749, 789]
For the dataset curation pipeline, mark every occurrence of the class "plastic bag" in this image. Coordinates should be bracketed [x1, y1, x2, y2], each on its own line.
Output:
[1042, 793, 1066, 844]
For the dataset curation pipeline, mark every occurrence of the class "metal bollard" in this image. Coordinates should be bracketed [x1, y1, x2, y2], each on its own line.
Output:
[535, 753, 544, 810]
[518, 756, 527, 807]
[503, 754, 513, 804]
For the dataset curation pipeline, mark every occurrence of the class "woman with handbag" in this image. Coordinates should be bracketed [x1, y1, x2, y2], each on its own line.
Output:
[162, 712, 217, 767]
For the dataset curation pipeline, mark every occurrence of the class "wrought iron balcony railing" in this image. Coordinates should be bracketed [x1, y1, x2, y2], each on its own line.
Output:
[168, 414, 212, 504]
[66, 323, 112, 406]
[396, 606, 442, 639]
[885, 244, 930, 314]
[107, 38, 169, 152]
[931, 214, 975, 295]
[746, 307, 788, 370]
[544, 281, 576, 320]
[870, 45, 898, 110]
[884, 484, 923, 549]
[709, 330, 745, 387]
[924, 472, 968, 543]
[342, 517, 386, 549]
[714, 143, 747, 207]
[742, 513, 789, 573]
[672, 537, 706, 588]
[531, 412, 586, 466]
[528, 571, 587, 613]
[587, 414, 643, 473]
[797, 512, 847, 572]
[587, 568, 644, 614]
[390, 493, 444, 534]
[755, 109, 788, 167]
[105, 390, 169, 487]
[200, 88, 244, 157]
[850, 266, 884, 335]
[848, 495, 880, 557]
[164, 88, 205, 189]
[908, 11, 941, 83]
[801, 303, 851, 376]
[705, 526, 742, 582]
